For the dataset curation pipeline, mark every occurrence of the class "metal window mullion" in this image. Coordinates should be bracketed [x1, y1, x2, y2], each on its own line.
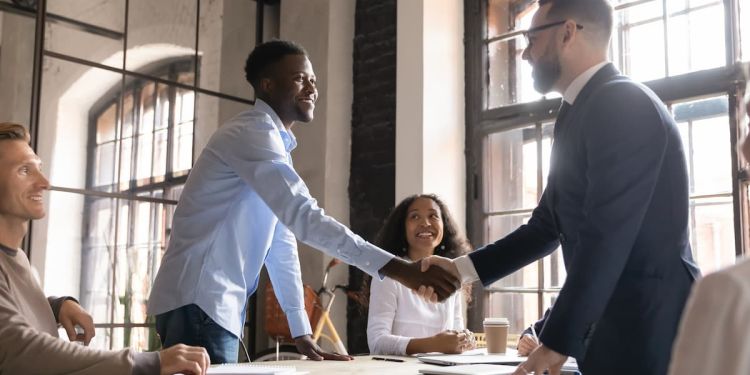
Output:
[166, 79, 177, 178]
[535, 122, 545, 318]
[663, 0, 670, 77]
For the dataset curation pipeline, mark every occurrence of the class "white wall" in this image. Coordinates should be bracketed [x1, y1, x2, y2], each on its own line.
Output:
[277, 0, 355, 351]
[396, 0, 466, 228]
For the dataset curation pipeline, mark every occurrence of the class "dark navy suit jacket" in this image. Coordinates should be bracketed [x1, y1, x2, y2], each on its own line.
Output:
[470, 64, 700, 374]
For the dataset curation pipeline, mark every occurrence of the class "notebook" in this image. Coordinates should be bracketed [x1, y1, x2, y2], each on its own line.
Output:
[418, 364, 517, 375]
[417, 353, 524, 366]
[206, 363, 297, 375]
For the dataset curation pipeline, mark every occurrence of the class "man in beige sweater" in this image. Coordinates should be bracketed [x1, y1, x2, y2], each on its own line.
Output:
[0, 122, 209, 374]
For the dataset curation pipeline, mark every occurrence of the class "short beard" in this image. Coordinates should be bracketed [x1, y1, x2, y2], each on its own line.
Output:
[532, 47, 562, 94]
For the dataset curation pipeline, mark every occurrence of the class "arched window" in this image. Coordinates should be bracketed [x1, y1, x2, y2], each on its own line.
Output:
[82, 60, 194, 351]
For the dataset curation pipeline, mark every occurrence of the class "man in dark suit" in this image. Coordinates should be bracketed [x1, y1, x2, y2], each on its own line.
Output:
[421, 0, 700, 374]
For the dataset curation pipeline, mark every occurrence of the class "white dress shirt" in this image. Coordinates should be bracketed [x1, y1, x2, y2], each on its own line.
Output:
[367, 272, 465, 355]
[147, 99, 395, 338]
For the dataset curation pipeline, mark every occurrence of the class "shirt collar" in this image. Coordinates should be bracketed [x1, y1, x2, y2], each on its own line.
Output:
[562, 61, 608, 105]
[253, 98, 297, 152]
[0, 243, 18, 257]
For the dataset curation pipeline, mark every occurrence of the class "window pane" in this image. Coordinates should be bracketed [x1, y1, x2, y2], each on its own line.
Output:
[674, 96, 731, 196]
[126, 0, 197, 85]
[39, 56, 122, 191]
[81, 197, 116, 327]
[119, 138, 133, 189]
[122, 93, 135, 139]
[98, 327, 159, 352]
[667, 3, 725, 76]
[140, 82, 156, 135]
[47, 0, 125, 32]
[197, 0, 256, 100]
[487, 0, 514, 39]
[95, 142, 117, 188]
[0, 11, 35, 126]
[741, 0, 750, 62]
[136, 132, 154, 182]
[97, 103, 118, 144]
[486, 292, 538, 346]
[690, 197, 735, 274]
[156, 84, 170, 130]
[542, 248, 565, 288]
[488, 40, 514, 108]
[153, 129, 168, 180]
[624, 21, 666, 82]
[44, 20, 124, 69]
[486, 214, 538, 288]
[485, 126, 539, 212]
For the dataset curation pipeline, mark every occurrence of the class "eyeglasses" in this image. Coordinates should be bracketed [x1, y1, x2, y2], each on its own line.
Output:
[522, 20, 584, 45]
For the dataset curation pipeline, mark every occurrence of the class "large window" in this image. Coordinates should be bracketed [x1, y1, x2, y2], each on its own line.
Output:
[0, 0, 280, 354]
[466, 0, 749, 338]
[82, 64, 194, 351]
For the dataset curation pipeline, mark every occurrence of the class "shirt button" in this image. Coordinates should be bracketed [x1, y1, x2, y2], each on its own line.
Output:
[559, 233, 567, 245]
[365, 261, 370, 266]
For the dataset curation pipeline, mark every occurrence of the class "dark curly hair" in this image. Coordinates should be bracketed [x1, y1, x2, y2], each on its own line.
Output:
[375, 194, 471, 259]
[244, 39, 307, 91]
[352, 194, 473, 310]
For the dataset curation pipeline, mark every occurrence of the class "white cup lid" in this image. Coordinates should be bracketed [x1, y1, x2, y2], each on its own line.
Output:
[483, 317, 509, 325]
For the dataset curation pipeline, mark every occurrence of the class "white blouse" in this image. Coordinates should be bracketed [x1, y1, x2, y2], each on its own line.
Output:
[367, 275, 465, 355]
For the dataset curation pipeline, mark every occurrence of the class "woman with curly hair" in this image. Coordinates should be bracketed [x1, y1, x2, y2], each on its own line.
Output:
[367, 194, 474, 355]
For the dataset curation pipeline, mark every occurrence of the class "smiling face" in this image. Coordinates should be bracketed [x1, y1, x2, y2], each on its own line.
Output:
[0, 140, 49, 224]
[262, 54, 318, 128]
[404, 197, 445, 257]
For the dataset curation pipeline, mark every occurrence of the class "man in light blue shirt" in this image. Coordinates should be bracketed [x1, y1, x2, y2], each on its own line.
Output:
[147, 40, 459, 364]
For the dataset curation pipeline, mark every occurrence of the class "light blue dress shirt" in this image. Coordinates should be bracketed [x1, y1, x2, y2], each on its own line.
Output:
[147, 99, 395, 338]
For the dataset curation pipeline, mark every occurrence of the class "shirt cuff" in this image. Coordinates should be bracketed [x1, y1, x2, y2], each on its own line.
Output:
[395, 336, 412, 355]
[287, 308, 313, 338]
[132, 351, 160, 375]
[454, 255, 480, 284]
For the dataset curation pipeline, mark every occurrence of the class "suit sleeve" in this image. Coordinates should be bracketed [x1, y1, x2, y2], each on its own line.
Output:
[539, 82, 669, 358]
[468, 188, 560, 285]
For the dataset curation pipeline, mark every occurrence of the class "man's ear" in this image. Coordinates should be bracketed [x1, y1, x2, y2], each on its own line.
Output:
[562, 20, 577, 44]
[259, 77, 274, 96]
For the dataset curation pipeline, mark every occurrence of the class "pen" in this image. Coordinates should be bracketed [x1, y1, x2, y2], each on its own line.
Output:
[372, 356, 405, 363]
[530, 324, 539, 344]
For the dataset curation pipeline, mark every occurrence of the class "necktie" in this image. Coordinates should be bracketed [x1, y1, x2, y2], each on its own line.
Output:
[553, 101, 572, 137]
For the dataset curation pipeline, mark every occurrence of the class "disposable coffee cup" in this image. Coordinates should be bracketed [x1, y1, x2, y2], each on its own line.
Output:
[483, 317, 509, 354]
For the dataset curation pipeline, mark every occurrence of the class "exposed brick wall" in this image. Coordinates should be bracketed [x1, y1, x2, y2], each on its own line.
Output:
[346, 0, 397, 354]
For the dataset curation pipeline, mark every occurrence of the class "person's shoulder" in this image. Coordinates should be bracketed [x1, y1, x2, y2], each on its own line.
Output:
[222, 107, 277, 132]
[700, 259, 750, 292]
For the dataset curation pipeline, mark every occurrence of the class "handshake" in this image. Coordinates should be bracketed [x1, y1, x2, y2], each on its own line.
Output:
[380, 255, 462, 302]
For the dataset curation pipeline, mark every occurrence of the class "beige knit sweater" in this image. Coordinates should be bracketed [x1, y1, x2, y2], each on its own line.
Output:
[0, 245, 158, 374]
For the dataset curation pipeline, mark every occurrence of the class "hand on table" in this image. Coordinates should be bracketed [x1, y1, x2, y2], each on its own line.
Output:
[513, 344, 567, 375]
[159, 344, 209, 375]
[294, 335, 353, 361]
[433, 330, 475, 354]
